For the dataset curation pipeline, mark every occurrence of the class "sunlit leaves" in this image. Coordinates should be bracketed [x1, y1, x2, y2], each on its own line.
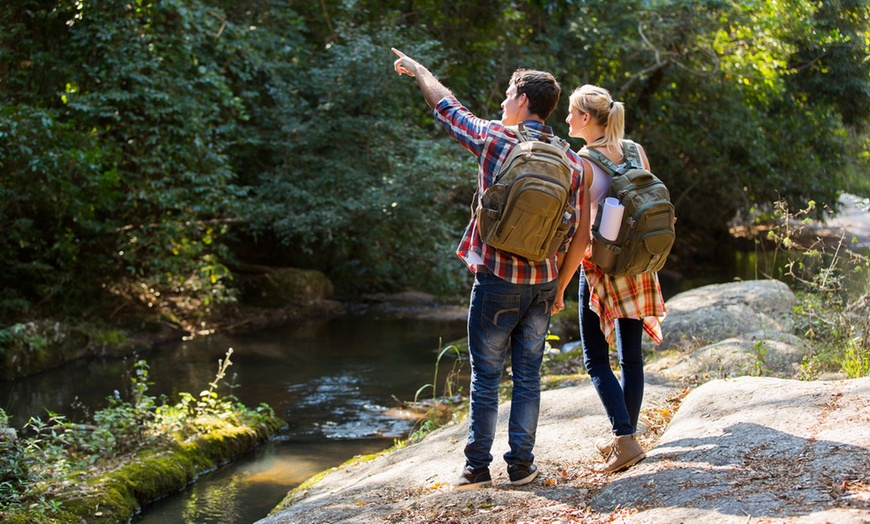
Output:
[2, 0, 869, 321]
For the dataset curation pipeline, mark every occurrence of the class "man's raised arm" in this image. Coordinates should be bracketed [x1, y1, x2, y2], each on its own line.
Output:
[391, 48, 453, 109]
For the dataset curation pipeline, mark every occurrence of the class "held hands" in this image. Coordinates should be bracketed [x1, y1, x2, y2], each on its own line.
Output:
[391, 48, 418, 77]
[551, 290, 566, 315]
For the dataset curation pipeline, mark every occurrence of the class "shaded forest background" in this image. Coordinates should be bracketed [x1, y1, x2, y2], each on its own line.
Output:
[2, 0, 870, 334]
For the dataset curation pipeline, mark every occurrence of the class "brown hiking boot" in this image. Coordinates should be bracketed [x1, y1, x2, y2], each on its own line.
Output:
[594, 434, 645, 473]
[595, 437, 612, 458]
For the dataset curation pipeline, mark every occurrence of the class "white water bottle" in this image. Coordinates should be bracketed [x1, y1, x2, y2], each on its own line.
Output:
[599, 197, 624, 241]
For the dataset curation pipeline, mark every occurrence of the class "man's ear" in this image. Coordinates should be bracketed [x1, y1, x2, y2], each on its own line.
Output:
[517, 92, 529, 107]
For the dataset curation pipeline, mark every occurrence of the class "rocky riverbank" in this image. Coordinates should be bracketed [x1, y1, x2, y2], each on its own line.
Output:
[256, 279, 870, 524]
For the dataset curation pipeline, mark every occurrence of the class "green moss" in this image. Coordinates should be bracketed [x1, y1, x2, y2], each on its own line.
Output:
[0, 512, 46, 524]
[541, 373, 585, 390]
[3, 414, 284, 524]
[90, 329, 128, 346]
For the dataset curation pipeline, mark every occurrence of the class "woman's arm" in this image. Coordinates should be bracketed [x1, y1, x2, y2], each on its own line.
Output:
[552, 158, 594, 314]
[636, 142, 652, 171]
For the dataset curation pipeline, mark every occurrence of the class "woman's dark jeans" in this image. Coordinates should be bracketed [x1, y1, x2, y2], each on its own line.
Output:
[579, 272, 644, 436]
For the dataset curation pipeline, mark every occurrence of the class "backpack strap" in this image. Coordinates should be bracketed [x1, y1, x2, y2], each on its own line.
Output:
[621, 140, 644, 169]
[577, 139, 641, 176]
[513, 122, 531, 143]
[577, 147, 621, 176]
[511, 123, 571, 153]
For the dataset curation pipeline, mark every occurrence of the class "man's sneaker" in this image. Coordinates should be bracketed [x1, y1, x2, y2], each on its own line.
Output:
[452, 466, 492, 490]
[507, 463, 539, 486]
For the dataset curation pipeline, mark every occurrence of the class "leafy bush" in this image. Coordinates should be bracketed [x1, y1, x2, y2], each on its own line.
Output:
[2, 0, 870, 323]
[241, 26, 473, 296]
[765, 200, 870, 378]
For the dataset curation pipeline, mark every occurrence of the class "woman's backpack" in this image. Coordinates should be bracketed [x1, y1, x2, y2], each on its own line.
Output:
[474, 124, 575, 261]
[579, 140, 676, 276]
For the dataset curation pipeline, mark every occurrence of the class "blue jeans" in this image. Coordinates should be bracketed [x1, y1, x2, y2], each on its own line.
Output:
[579, 272, 644, 436]
[464, 267, 556, 470]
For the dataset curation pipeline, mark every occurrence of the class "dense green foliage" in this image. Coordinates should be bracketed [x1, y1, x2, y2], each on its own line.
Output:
[1, 0, 869, 330]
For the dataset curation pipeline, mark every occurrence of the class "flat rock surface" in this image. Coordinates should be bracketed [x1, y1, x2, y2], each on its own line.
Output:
[256, 375, 870, 523]
[592, 376, 870, 523]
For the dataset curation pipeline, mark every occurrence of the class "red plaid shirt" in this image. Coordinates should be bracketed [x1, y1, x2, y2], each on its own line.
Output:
[583, 263, 667, 345]
[434, 96, 586, 285]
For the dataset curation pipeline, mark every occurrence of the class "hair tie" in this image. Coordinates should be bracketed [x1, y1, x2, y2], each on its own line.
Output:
[609, 101, 614, 109]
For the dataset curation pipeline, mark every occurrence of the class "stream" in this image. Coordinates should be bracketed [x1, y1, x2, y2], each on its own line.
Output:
[0, 313, 468, 523]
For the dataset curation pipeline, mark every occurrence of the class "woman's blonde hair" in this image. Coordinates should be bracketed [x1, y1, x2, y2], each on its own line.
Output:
[569, 84, 625, 153]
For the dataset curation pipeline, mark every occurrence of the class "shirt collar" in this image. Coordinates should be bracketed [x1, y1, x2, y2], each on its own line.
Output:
[518, 119, 553, 136]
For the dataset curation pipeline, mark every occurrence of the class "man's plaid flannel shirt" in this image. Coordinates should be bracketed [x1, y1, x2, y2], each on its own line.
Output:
[434, 96, 586, 285]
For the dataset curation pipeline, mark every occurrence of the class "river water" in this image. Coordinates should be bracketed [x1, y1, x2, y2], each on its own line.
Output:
[0, 313, 468, 523]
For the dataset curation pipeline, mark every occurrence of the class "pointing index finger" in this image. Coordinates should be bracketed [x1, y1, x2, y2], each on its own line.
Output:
[391, 48, 405, 58]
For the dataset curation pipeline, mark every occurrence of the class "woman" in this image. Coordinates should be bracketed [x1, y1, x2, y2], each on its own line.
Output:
[553, 84, 667, 473]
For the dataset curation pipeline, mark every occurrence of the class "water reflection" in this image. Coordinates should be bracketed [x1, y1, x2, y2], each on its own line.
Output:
[136, 438, 394, 524]
[0, 313, 466, 523]
[288, 372, 415, 439]
[129, 314, 467, 522]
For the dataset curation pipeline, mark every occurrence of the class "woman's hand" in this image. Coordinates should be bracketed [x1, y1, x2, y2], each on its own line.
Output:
[551, 290, 566, 315]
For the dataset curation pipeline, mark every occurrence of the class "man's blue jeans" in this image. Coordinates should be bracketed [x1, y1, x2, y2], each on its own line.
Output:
[579, 272, 644, 436]
[463, 267, 556, 470]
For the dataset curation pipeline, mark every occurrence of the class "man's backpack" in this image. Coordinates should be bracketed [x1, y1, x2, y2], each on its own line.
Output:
[475, 124, 575, 261]
[578, 140, 675, 276]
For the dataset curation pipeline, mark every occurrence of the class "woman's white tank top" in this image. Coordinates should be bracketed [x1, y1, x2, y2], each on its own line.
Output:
[586, 157, 626, 220]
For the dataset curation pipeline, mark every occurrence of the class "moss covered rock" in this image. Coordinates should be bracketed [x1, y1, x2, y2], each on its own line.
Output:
[9, 414, 284, 523]
[236, 267, 335, 308]
[0, 321, 89, 380]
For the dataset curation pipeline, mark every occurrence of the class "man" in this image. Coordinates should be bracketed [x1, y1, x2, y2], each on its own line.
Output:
[392, 48, 589, 489]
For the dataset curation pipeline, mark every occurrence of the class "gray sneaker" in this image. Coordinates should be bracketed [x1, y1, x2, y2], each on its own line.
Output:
[452, 466, 492, 490]
[507, 463, 538, 486]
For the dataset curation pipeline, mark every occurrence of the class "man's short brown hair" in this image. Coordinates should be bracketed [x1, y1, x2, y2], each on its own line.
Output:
[510, 69, 561, 121]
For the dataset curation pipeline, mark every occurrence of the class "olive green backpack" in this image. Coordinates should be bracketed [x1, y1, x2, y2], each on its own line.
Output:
[474, 124, 575, 261]
[579, 140, 676, 276]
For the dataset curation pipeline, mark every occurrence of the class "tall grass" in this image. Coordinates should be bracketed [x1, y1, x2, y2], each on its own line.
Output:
[765, 200, 870, 379]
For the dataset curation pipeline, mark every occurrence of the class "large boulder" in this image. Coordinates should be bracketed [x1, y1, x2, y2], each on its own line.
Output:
[651, 329, 809, 381]
[0, 321, 89, 380]
[659, 279, 795, 351]
[0, 321, 145, 381]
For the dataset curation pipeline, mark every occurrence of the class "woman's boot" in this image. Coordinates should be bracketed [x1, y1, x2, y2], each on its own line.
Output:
[595, 437, 612, 458]
[595, 434, 645, 473]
